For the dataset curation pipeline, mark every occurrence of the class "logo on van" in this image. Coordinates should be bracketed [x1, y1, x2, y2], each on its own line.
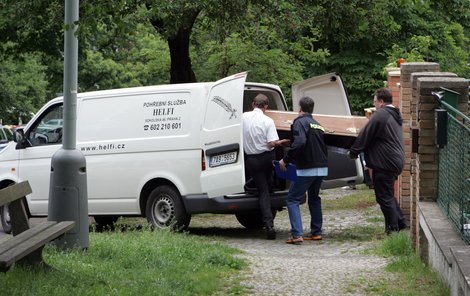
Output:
[211, 96, 237, 119]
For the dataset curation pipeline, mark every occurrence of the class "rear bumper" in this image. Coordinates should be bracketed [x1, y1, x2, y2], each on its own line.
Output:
[183, 191, 288, 214]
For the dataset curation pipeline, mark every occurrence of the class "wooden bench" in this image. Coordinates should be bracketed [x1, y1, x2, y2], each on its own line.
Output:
[0, 181, 75, 272]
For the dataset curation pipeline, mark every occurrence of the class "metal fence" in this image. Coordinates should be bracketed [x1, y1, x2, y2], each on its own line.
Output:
[433, 88, 470, 243]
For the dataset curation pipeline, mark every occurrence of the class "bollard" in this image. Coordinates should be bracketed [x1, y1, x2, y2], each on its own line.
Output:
[48, 148, 89, 249]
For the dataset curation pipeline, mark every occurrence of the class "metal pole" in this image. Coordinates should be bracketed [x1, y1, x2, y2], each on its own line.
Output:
[63, 0, 78, 150]
[48, 0, 89, 249]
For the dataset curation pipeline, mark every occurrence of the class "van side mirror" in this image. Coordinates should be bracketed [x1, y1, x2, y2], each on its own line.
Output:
[14, 128, 29, 149]
[13, 128, 24, 143]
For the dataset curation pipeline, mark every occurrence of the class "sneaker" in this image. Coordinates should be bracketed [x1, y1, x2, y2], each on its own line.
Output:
[285, 236, 303, 245]
[266, 227, 276, 240]
[303, 233, 322, 241]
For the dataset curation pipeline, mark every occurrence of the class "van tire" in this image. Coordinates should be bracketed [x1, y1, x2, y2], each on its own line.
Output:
[146, 185, 191, 231]
[0, 205, 12, 234]
[235, 210, 277, 229]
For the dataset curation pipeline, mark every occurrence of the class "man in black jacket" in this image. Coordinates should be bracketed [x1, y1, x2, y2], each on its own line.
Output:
[349, 88, 408, 234]
[279, 96, 328, 244]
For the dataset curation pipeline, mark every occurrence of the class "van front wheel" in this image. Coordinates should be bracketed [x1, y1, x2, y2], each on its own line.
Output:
[0, 205, 12, 234]
[146, 186, 191, 230]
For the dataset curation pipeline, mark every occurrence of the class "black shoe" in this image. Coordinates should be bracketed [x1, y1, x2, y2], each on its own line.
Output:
[398, 223, 410, 231]
[266, 227, 276, 240]
[385, 225, 400, 235]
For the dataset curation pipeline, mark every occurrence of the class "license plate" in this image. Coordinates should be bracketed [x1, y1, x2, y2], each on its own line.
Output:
[209, 151, 237, 167]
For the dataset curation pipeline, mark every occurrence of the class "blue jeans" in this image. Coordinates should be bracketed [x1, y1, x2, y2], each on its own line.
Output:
[286, 176, 324, 236]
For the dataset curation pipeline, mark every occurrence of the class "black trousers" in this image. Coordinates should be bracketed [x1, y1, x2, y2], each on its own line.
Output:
[245, 151, 275, 228]
[372, 169, 407, 232]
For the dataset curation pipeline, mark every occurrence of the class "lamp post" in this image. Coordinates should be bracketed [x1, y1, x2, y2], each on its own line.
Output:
[48, 0, 89, 249]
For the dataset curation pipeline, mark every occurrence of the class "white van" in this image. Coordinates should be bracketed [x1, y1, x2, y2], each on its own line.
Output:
[0, 72, 365, 232]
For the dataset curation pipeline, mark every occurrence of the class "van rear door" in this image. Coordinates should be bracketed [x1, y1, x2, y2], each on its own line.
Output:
[291, 73, 365, 189]
[200, 72, 247, 198]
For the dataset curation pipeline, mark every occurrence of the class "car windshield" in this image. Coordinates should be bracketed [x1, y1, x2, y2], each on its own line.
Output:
[0, 127, 13, 142]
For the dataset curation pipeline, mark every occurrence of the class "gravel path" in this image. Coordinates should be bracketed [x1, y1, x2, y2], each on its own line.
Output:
[189, 187, 394, 295]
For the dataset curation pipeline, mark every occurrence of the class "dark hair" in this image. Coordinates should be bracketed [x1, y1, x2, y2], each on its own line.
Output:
[299, 96, 314, 114]
[253, 93, 269, 108]
[375, 88, 393, 104]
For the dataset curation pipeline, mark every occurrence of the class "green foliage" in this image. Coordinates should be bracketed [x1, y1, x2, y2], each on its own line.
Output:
[192, 32, 304, 106]
[0, 0, 468, 114]
[0, 48, 48, 124]
[79, 24, 170, 91]
[0, 229, 246, 295]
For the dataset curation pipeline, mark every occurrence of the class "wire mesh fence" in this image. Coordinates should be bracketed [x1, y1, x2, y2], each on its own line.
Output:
[436, 92, 470, 243]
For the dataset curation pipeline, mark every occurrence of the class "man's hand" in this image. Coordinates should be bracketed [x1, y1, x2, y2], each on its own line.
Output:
[268, 139, 291, 149]
[277, 139, 291, 147]
[278, 159, 287, 171]
[348, 151, 358, 159]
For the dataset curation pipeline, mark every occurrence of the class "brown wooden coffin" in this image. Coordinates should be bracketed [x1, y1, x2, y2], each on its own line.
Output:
[265, 110, 369, 137]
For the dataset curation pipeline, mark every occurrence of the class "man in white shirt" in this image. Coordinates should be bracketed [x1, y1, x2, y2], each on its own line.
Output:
[243, 94, 288, 239]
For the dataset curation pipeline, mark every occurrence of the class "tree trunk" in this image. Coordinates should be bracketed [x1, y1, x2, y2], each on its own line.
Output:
[168, 27, 197, 83]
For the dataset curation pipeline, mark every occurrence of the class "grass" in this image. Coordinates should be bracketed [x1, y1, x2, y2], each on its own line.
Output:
[0, 185, 451, 295]
[0, 229, 247, 296]
[326, 224, 385, 242]
[322, 185, 450, 295]
[363, 231, 450, 296]
[321, 184, 385, 242]
[322, 184, 377, 211]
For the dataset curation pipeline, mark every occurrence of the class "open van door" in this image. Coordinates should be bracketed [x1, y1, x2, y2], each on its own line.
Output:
[200, 72, 248, 198]
[290, 73, 365, 189]
[292, 73, 352, 115]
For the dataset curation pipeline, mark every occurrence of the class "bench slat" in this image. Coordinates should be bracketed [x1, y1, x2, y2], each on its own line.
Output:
[0, 221, 75, 268]
[0, 181, 32, 206]
[0, 222, 56, 255]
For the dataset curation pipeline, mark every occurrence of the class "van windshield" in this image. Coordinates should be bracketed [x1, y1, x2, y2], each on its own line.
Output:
[28, 104, 64, 146]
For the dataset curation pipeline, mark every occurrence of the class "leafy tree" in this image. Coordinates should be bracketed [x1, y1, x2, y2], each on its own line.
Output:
[79, 24, 170, 91]
[0, 50, 48, 124]
[191, 1, 328, 106]
[0, 0, 468, 114]
[306, 0, 469, 112]
[143, 0, 253, 83]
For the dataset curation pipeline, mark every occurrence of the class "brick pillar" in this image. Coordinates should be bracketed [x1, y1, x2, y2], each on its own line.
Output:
[387, 67, 401, 107]
[409, 71, 457, 246]
[399, 62, 439, 245]
[387, 68, 402, 200]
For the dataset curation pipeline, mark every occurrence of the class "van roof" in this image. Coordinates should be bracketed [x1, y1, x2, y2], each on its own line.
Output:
[48, 81, 283, 103]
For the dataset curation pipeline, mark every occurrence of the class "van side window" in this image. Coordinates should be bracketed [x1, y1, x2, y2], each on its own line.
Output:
[243, 90, 281, 112]
[28, 104, 64, 146]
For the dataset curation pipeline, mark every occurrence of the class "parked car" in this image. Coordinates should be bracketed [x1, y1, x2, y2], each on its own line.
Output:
[0, 72, 367, 233]
[0, 125, 13, 151]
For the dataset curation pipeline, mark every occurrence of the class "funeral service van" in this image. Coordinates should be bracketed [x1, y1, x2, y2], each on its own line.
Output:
[0, 72, 366, 232]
